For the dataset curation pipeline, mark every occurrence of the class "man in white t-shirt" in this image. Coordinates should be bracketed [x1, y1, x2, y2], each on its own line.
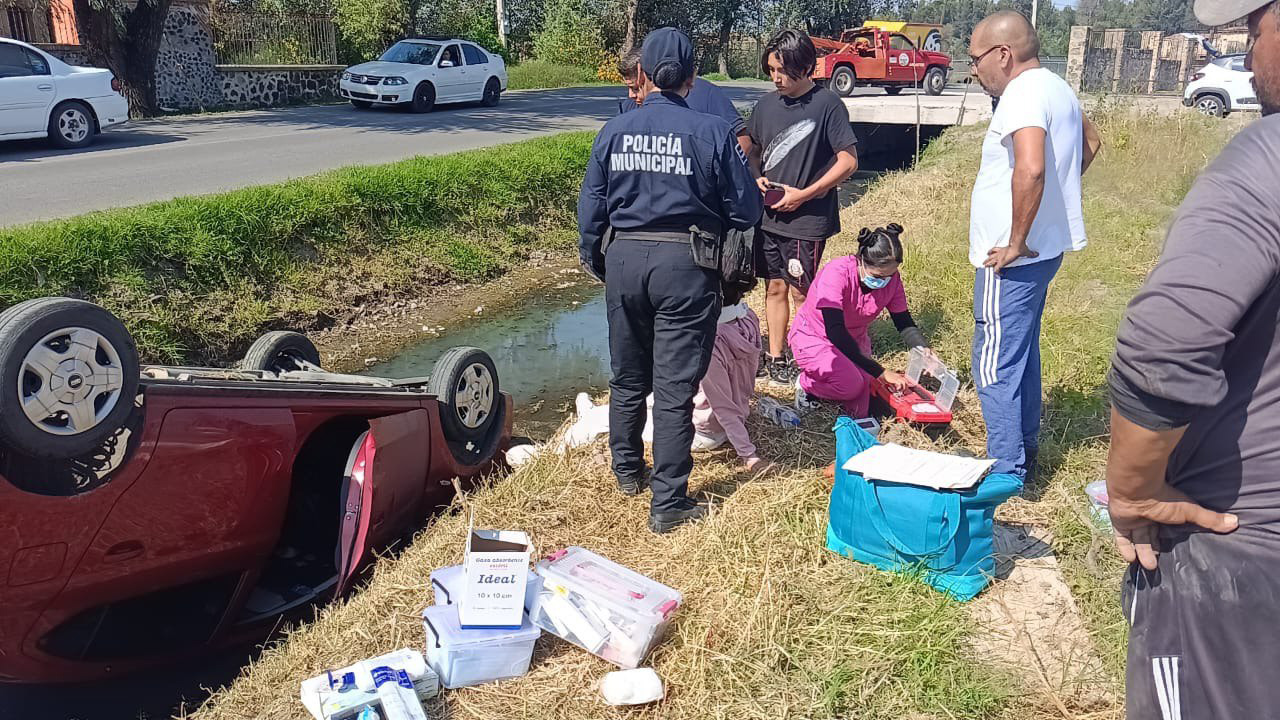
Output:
[967, 11, 1101, 480]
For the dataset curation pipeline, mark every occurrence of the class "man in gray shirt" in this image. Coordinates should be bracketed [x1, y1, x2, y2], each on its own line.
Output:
[1106, 0, 1280, 717]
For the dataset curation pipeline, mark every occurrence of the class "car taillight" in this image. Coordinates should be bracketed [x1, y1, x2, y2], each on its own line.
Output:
[1191, 72, 1205, 82]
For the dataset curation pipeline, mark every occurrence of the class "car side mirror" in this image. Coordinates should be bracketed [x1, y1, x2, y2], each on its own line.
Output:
[440, 60, 455, 68]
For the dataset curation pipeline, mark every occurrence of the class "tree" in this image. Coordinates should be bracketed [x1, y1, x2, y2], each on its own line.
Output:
[533, 0, 607, 66]
[334, 0, 407, 62]
[57, 0, 174, 117]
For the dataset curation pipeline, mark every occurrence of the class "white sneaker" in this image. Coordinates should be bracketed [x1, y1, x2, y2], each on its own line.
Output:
[691, 430, 728, 452]
[794, 380, 820, 416]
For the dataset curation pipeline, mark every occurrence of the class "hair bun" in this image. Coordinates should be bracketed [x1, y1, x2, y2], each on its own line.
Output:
[885, 222, 903, 236]
[857, 227, 875, 249]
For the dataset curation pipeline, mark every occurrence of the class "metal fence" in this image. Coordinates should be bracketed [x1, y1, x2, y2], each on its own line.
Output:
[211, 12, 338, 66]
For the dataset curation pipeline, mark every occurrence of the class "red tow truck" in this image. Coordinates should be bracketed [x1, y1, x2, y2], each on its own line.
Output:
[812, 23, 952, 97]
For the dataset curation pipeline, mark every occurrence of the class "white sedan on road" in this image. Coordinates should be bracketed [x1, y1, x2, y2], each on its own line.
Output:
[0, 37, 129, 148]
[340, 37, 508, 113]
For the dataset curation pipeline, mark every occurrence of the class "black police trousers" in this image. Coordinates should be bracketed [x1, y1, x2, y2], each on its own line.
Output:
[604, 239, 720, 513]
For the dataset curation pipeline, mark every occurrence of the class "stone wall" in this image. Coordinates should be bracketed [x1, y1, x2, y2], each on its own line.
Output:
[35, 43, 91, 67]
[217, 66, 342, 108]
[1067, 26, 1203, 95]
[156, 4, 223, 111]
[31, 2, 341, 112]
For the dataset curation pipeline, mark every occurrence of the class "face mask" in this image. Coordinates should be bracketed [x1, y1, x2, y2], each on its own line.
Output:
[861, 272, 891, 290]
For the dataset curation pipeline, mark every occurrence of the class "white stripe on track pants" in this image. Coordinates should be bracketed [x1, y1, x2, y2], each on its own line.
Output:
[970, 255, 1062, 478]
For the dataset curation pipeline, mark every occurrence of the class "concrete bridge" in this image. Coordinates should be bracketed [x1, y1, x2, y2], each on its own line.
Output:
[842, 86, 994, 127]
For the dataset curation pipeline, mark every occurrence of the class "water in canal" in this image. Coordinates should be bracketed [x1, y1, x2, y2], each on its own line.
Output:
[367, 279, 610, 439]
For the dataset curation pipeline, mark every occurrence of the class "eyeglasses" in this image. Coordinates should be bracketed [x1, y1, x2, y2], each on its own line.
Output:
[968, 45, 1006, 67]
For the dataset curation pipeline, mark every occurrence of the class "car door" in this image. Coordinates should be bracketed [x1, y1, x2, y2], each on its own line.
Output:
[887, 34, 923, 84]
[1225, 56, 1258, 108]
[0, 43, 55, 136]
[462, 43, 490, 99]
[434, 43, 468, 102]
[336, 410, 431, 596]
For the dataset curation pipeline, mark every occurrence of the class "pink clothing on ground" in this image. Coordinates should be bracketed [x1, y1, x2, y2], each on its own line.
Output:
[693, 303, 762, 459]
[787, 255, 909, 416]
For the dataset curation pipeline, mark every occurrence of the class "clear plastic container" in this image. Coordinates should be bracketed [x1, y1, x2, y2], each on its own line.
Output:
[429, 564, 542, 613]
[529, 547, 682, 669]
[905, 346, 960, 412]
[420, 605, 540, 689]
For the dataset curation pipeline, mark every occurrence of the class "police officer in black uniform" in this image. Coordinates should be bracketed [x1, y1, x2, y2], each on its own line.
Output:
[578, 27, 762, 534]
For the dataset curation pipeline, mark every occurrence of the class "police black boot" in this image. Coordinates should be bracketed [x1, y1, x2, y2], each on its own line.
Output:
[616, 468, 651, 496]
[648, 504, 707, 534]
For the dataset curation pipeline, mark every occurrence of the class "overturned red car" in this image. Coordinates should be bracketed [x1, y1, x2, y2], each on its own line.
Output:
[0, 297, 511, 683]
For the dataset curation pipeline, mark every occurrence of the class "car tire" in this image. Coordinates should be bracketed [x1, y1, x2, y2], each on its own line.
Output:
[1194, 93, 1225, 117]
[481, 77, 501, 107]
[884, 86, 903, 96]
[831, 66, 857, 97]
[410, 82, 436, 113]
[48, 101, 95, 149]
[0, 298, 139, 459]
[350, 99, 373, 109]
[242, 331, 322, 373]
[428, 347, 499, 452]
[924, 67, 946, 96]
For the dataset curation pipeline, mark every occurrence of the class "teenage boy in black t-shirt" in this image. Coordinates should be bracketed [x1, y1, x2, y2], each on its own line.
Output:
[747, 29, 860, 386]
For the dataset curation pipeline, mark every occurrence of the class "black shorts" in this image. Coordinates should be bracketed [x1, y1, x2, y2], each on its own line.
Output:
[1124, 527, 1280, 719]
[755, 230, 826, 292]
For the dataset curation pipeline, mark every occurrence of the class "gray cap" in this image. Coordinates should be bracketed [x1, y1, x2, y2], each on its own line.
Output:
[1194, 0, 1273, 27]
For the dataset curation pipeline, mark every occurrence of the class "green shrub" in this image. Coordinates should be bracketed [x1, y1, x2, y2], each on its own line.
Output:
[532, 0, 606, 68]
[700, 72, 730, 82]
[334, 0, 407, 63]
[506, 60, 603, 89]
[0, 133, 594, 363]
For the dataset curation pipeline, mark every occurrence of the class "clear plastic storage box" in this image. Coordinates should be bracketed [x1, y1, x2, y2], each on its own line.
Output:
[529, 546, 682, 669]
[429, 564, 543, 613]
[420, 605, 541, 689]
[905, 346, 960, 412]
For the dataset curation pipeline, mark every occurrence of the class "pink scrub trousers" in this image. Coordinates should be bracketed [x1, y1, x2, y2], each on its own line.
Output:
[787, 254, 909, 417]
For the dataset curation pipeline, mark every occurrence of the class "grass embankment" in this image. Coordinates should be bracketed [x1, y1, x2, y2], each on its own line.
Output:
[0, 133, 592, 365]
[507, 61, 609, 90]
[193, 113, 1240, 720]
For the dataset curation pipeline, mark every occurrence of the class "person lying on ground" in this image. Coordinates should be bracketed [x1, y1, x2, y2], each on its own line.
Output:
[691, 279, 772, 474]
[787, 224, 934, 418]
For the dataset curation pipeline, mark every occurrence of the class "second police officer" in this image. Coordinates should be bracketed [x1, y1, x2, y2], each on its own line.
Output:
[578, 27, 763, 534]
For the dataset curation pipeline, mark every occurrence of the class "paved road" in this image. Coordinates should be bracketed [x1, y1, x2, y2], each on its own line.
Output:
[0, 83, 774, 227]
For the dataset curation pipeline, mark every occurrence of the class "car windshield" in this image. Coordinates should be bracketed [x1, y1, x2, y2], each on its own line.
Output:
[379, 42, 440, 65]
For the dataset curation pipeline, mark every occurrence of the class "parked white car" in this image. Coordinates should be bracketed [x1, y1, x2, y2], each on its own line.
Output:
[0, 38, 129, 148]
[1184, 54, 1260, 117]
[340, 37, 508, 113]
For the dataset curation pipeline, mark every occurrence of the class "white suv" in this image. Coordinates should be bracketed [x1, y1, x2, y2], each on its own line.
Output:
[1184, 54, 1260, 117]
[0, 38, 129, 148]
[340, 37, 508, 113]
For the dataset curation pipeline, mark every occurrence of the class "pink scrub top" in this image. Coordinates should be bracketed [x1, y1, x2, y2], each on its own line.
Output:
[788, 254, 909, 357]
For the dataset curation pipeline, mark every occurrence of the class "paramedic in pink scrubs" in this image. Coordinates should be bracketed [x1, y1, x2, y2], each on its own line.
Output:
[788, 224, 932, 416]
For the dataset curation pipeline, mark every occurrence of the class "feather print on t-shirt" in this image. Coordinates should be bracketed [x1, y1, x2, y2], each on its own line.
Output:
[762, 119, 816, 172]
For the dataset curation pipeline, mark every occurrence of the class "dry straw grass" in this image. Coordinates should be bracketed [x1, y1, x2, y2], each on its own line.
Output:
[194, 110, 1244, 720]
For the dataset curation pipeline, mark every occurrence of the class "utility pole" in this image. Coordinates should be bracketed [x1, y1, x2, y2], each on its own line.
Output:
[1031, 0, 1039, 28]
[496, 0, 508, 48]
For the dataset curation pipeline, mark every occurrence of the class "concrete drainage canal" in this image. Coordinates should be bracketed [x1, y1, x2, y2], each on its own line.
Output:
[0, 122, 942, 720]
